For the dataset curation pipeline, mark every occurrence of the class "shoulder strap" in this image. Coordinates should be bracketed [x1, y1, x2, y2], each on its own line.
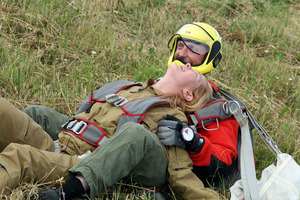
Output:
[187, 99, 246, 131]
[218, 88, 282, 200]
[232, 107, 260, 200]
[75, 81, 139, 115]
[218, 88, 281, 155]
[116, 96, 169, 130]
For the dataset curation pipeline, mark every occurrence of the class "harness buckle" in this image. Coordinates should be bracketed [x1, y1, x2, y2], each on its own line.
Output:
[223, 101, 241, 115]
[106, 94, 120, 103]
[201, 118, 219, 131]
[189, 114, 220, 131]
[224, 100, 248, 126]
[113, 97, 128, 107]
[189, 114, 199, 127]
[105, 94, 128, 107]
[64, 119, 88, 135]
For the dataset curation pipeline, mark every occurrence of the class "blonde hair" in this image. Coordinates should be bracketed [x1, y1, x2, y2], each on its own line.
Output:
[161, 81, 213, 113]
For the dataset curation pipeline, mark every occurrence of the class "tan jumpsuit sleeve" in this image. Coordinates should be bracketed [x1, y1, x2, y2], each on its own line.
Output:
[165, 112, 219, 200]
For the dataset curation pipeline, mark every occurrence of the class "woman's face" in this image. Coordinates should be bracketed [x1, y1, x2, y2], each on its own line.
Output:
[167, 63, 207, 93]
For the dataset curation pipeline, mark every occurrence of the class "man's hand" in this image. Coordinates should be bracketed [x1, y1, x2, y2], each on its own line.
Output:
[157, 115, 205, 153]
[158, 120, 186, 149]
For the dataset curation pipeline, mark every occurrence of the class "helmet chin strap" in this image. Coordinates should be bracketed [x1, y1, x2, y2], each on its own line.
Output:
[170, 59, 209, 75]
[171, 60, 185, 66]
[174, 57, 186, 65]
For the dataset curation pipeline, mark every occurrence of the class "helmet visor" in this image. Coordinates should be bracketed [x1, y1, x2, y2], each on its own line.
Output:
[180, 37, 210, 55]
[168, 35, 210, 55]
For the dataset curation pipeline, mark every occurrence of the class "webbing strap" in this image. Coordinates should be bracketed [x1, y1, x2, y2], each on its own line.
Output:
[219, 87, 282, 200]
[233, 109, 260, 200]
[219, 88, 281, 155]
[62, 119, 107, 147]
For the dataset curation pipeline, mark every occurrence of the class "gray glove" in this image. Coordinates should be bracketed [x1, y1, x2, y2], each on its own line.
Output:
[158, 120, 186, 149]
[157, 115, 205, 153]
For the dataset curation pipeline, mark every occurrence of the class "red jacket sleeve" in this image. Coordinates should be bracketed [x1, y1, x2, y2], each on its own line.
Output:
[189, 118, 239, 167]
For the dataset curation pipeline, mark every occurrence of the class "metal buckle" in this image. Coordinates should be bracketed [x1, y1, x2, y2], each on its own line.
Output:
[189, 114, 199, 127]
[106, 94, 120, 104]
[66, 120, 77, 129]
[190, 114, 220, 131]
[105, 94, 128, 107]
[223, 101, 240, 115]
[113, 97, 128, 107]
[66, 120, 88, 135]
[201, 118, 219, 131]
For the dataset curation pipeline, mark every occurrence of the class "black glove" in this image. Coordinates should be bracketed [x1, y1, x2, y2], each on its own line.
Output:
[158, 115, 205, 153]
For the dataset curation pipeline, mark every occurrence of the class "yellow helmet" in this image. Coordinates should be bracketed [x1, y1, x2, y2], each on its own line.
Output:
[168, 22, 222, 74]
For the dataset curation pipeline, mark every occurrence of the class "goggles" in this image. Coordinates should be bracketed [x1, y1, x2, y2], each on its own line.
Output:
[176, 37, 210, 56]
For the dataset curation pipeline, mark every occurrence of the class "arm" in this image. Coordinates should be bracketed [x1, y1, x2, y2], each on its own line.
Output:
[158, 117, 239, 166]
[189, 118, 239, 167]
[190, 118, 239, 188]
[158, 117, 239, 189]
[157, 115, 219, 199]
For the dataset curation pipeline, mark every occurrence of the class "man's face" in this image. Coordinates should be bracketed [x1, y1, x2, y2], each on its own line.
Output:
[174, 41, 207, 66]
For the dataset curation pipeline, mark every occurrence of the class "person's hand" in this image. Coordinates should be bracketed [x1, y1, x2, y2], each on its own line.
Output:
[157, 115, 205, 153]
[158, 119, 186, 149]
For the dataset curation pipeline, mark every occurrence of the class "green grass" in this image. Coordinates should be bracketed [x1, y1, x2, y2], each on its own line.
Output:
[0, 0, 299, 199]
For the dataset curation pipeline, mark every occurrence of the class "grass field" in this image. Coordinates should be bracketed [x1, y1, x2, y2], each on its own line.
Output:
[0, 0, 299, 199]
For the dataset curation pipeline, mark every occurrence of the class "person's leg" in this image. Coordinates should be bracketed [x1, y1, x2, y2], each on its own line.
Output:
[23, 105, 70, 140]
[68, 122, 168, 199]
[0, 143, 81, 194]
[0, 98, 54, 152]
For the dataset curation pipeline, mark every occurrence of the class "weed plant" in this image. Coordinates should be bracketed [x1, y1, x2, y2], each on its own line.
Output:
[0, 0, 299, 199]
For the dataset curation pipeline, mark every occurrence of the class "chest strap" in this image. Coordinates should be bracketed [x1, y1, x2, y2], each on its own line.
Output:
[62, 118, 107, 147]
[188, 100, 245, 131]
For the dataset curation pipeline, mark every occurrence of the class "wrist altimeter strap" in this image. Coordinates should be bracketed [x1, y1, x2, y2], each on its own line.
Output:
[187, 134, 205, 153]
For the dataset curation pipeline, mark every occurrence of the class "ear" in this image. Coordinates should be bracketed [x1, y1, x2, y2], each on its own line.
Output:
[183, 89, 193, 102]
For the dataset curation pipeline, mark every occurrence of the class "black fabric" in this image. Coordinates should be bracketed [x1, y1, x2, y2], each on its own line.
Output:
[207, 41, 221, 64]
[62, 177, 85, 200]
[193, 156, 240, 190]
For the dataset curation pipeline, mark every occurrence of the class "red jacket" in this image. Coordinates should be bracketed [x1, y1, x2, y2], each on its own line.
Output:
[190, 115, 240, 189]
[190, 118, 239, 166]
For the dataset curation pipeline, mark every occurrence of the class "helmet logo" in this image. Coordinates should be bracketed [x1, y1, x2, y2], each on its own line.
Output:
[185, 31, 191, 34]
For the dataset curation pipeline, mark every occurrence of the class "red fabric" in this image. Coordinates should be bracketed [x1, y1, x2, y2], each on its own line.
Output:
[208, 80, 219, 93]
[190, 118, 239, 166]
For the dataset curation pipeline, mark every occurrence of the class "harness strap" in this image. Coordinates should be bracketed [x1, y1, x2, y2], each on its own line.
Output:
[62, 119, 107, 147]
[208, 80, 219, 93]
[218, 87, 283, 199]
[232, 108, 259, 200]
[64, 86, 169, 147]
[218, 88, 281, 155]
[188, 100, 243, 130]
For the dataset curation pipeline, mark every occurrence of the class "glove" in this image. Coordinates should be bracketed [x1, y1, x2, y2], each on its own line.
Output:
[158, 115, 205, 153]
[158, 120, 186, 149]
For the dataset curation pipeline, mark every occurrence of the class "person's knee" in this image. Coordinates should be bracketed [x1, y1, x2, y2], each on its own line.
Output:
[117, 122, 151, 140]
[23, 105, 44, 119]
[117, 122, 164, 152]
[0, 98, 11, 117]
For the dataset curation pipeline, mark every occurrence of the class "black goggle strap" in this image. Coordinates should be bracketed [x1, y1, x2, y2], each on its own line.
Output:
[206, 41, 222, 67]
